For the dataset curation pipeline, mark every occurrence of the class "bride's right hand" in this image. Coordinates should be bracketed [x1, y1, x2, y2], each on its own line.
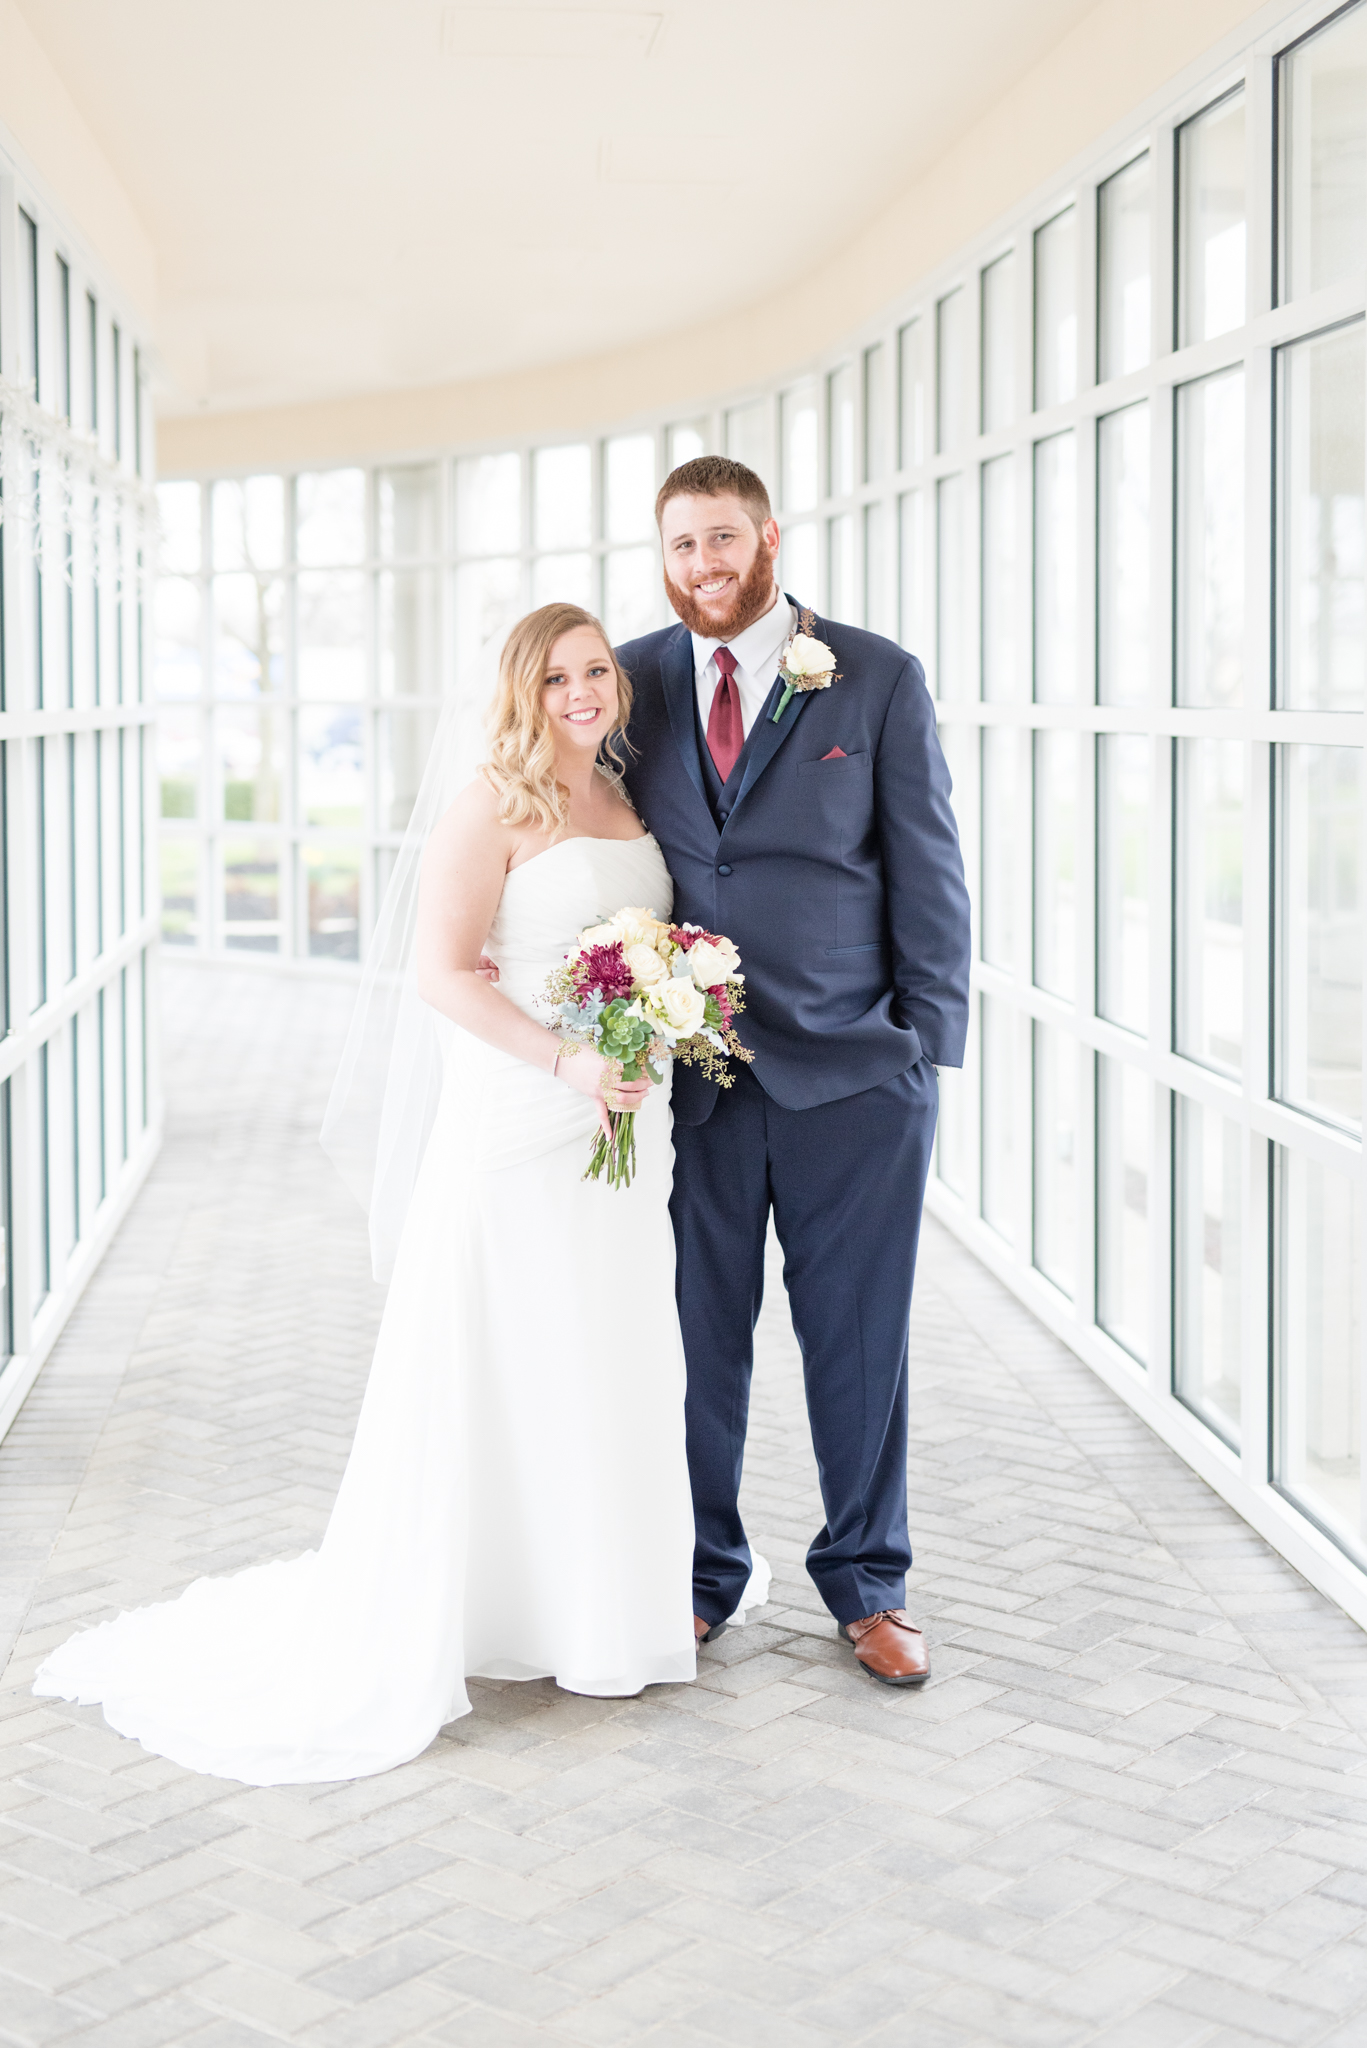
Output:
[556, 1045, 652, 1140]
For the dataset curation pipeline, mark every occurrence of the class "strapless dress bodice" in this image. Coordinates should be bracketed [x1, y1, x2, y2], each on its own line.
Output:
[485, 834, 675, 1017]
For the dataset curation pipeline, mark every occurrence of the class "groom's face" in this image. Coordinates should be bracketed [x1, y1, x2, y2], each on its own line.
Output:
[660, 492, 782, 640]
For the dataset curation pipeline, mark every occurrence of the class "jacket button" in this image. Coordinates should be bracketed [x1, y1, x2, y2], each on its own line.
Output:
[717, 863, 733, 876]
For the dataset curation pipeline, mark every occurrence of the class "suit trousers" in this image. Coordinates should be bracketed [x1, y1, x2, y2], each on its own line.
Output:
[670, 1058, 938, 1627]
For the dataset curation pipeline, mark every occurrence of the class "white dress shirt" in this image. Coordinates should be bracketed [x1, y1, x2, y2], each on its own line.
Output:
[692, 585, 795, 743]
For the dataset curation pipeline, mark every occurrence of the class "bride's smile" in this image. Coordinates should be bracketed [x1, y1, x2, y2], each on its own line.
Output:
[543, 629, 620, 748]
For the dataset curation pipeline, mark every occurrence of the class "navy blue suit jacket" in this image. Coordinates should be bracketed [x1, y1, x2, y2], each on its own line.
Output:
[617, 600, 971, 1127]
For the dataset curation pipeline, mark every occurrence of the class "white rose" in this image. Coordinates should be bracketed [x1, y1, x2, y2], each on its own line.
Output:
[784, 633, 837, 679]
[612, 905, 669, 949]
[577, 921, 619, 950]
[654, 978, 706, 1035]
[687, 937, 741, 989]
[624, 942, 669, 988]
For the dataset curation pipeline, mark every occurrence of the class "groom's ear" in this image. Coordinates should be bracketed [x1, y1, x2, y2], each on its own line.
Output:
[761, 515, 780, 556]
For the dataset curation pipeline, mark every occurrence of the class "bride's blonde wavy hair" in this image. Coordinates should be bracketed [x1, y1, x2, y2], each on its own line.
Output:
[481, 604, 634, 835]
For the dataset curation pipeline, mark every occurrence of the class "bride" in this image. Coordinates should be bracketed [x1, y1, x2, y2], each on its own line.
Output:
[34, 602, 765, 1786]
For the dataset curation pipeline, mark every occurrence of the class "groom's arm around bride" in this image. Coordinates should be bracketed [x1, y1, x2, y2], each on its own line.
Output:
[618, 454, 971, 1688]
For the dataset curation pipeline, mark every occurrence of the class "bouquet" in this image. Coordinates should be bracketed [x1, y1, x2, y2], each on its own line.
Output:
[541, 905, 753, 1188]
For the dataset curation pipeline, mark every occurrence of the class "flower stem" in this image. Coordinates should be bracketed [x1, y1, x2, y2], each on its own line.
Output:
[771, 683, 795, 724]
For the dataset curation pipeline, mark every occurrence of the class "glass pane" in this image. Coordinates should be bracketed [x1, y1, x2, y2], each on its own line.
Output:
[1098, 154, 1152, 380]
[1033, 1021, 1079, 1296]
[725, 403, 766, 473]
[935, 474, 967, 699]
[1034, 207, 1078, 410]
[154, 577, 201, 700]
[982, 725, 1025, 971]
[157, 481, 201, 574]
[864, 342, 889, 484]
[981, 994, 1018, 1242]
[1034, 729, 1078, 1000]
[1176, 368, 1245, 707]
[898, 490, 927, 656]
[781, 383, 819, 511]
[213, 575, 284, 698]
[936, 290, 968, 455]
[217, 706, 283, 823]
[1098, 734, 1150, 1035]
[1278, 1147, 1363, 1553]
[157, 707, 199, 819]
[864, 502, 892, 638]
[668, 421, 706, 469]
[781, 522, 818, 606]
[981, 252, 1016, 433]
[159, 836, 198, 947]
[1178, 92, 1247, 346]
[1279, 744, 1362, 1131]
[456, 453, 521, 555]
[296, 469, 366, 566]
[377, 707, 439, 832]
[981, 454, 1018, 702]
[936, 1064, 969, 1197]
[304, 844, 360, 961]
[1280, 2, 1367, 302]
[1034, 431, 1078, 703]
[377, 464, 441, 558]
[534, 446, 591, 551]
[1098, 402, 1151, 706]
[828, 365, 856, 498]
[531, 552, 593, 610]
[1097, 1056, 1150, 1361]
[298, 572, 366, 700]
[1277, 320, 1365, 711]
[212, 475, 284, 571]
[378, 570, 441, 698]
[605, 434, 655, 544]
[222, 838, 279, 952]
[299, 706, 364, 830]
[604, 547, 657, 640]
[899, 318, 928, 470]
[456, 558, 521, 684]
[828, 516, 855, 624]
[1175, 1097, 1243, 1447]
[1176, 738, 1244, 1074]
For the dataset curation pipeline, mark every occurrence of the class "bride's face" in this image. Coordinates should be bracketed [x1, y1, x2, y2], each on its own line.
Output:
[542, 628, 619, 756]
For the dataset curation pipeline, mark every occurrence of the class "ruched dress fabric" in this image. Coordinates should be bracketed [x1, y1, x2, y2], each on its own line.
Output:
[34, 835, 760, 1786]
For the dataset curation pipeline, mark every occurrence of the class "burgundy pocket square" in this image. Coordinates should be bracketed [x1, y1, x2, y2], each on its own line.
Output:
[821, 746, 848, 761]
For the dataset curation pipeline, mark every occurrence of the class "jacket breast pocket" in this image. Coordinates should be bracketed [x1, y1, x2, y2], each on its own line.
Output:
[796, 751, 871, 777]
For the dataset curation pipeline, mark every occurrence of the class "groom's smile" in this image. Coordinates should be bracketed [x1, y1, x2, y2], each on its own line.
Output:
[659, 488, 783, 641]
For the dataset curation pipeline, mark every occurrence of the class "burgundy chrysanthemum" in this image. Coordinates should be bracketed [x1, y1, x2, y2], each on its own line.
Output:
[669, 924, 721, 953]
[575, 941, 635, 1003]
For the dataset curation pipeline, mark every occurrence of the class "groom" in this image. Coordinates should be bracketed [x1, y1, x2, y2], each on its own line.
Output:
[618, 456, 971, 1688]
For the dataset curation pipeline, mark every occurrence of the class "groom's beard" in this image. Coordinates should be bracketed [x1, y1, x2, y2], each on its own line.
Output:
[664, 541, 779, 641]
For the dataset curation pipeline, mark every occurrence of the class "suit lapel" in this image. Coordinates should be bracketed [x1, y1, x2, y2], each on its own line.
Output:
[659, 625, 711, 815]
[729, 595, 822, 817]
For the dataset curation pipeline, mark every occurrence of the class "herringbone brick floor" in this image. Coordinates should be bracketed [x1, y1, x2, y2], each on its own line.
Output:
[3, 962, 1367, 2048]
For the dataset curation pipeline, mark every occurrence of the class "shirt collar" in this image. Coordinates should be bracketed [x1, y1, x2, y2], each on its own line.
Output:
[691, 583, 793, 680]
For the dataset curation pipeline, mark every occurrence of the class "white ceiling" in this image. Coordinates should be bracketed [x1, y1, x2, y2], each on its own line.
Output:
[20, 0, 1101, 415]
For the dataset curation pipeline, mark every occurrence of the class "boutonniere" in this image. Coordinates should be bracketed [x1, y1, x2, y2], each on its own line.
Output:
[772, 608, 840, 723]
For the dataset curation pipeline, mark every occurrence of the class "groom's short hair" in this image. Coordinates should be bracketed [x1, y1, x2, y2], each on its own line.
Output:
[655, 456, 772, 536]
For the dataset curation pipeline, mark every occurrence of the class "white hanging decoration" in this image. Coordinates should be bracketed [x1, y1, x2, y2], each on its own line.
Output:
[0, 372, 159, 597]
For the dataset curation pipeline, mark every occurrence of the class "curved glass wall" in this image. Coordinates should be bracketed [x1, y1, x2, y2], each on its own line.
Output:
[0, 167, 158, 1432]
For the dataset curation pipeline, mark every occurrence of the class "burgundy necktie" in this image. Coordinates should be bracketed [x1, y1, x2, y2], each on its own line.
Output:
[706, 647, 743, 782]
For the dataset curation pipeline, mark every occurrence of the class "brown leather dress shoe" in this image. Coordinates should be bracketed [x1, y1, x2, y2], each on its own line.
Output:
[839, 1610, 930, 1687]
[694, 1614, 728, 1645]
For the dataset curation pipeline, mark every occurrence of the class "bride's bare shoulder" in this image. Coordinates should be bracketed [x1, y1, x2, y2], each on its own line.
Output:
[424, 775, 514, 869]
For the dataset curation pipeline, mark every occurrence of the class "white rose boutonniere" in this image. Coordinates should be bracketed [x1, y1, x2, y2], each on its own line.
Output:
[772, 608, 841, 724]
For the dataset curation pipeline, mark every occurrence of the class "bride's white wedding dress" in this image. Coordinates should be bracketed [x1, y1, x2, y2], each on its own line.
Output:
[35, 834, 767, 1785]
